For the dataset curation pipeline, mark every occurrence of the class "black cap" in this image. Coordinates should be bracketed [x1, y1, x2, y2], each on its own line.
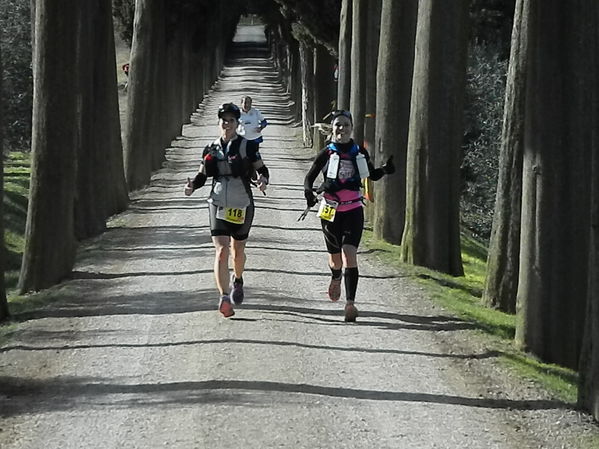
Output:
[330, 110, 353, 124]
[218, 103, 241, 119]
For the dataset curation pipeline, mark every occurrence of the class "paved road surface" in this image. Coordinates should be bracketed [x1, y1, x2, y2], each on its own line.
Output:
[0, 25, 595, 449]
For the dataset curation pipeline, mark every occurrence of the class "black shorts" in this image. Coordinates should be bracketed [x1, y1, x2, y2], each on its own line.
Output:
[208, 202, 255, 241]
[321, 206, 364, 254]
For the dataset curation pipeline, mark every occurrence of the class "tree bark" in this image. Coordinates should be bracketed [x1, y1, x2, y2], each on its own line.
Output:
[0, 45, 8, 321]
[482, 0, 528, 313]
[299, 41, 314, 147]
[580, 103, 599, 420]
[18, 0, 81, 292]
[372, 0, 417, 244]
[313, 45, 336, 123]
[124, 0, 165, 191]
[363, 0, 381, 153]
[336, 0, 351, 110]
[350, 0, 367, 145]
[75, 1, 105, 240]
[100, 0, 128, 217]
[515, 0, 593, 369]
[399, 0, 467, 276]
[74, 0, 128, 240]
[578, 0, 599, 423]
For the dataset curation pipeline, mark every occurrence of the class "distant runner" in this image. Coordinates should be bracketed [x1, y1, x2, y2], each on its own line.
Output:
[303, 110, 395, 322]
[238, 96, 267, 150]
[185, 103, 270, 317]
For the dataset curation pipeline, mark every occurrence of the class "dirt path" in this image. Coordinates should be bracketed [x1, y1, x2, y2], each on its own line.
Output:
[0, 26, 596, 449]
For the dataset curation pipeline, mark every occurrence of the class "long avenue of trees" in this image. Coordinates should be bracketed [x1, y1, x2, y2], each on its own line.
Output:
[0, 0, 597, 422]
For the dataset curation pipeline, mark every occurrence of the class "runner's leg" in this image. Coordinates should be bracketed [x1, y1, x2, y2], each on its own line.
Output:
[212, 235, 231, 295]
[231, 238, 247, 279]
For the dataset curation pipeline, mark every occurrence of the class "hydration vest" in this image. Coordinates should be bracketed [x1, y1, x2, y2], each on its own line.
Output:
[203, 138, 251, 179]
[320, 142, 368, 193]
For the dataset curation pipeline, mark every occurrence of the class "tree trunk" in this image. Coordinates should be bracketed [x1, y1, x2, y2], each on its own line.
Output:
[350, 0, 367, 145]
[165, 27, 184, 142]
[363, 0, 381, 152]
[0, 45, 8, 321]
[124, 0, 164, 191]
[578, 0, 599, 423]
[299, 42, 314, 147]
[289, 43, 303, 123]
[580, 109, 599, 420]
[74, 0, 128, 240]
[372, 0, 417, 244]
[313, 45, 336, 123]
[100, 0, 129, 217]
[399, 0, 467, 276]
[362, 0, 382, 223]
[337, 0, 351, 110]
[30, 0, 36, 62]
[482, 0, 528, 313]
[149, 0, 167, 171]
[515, 0, 593, 369]
[75, 2, 106, 240]
[18, 0, 81, 292]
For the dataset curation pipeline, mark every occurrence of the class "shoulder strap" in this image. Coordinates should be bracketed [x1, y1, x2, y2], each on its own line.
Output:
[239, 138, 247, 159]
[326, 142, 360, 157]
[326, 143, 339, 153]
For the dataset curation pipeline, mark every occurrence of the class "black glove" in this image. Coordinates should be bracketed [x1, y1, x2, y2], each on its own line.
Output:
[382, 155, 395, 175]
[304, 189, 318, 208]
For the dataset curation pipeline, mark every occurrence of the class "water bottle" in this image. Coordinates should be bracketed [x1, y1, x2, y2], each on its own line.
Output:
[356, 153, 370, 179]
[327, 153, 340, 178]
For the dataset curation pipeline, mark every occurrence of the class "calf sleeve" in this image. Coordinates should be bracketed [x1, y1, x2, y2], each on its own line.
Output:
[344, 267, 359, 301]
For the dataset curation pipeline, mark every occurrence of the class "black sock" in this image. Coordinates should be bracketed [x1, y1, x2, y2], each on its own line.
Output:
[344, 267, 359, 301]
[330, 267, 342, 280]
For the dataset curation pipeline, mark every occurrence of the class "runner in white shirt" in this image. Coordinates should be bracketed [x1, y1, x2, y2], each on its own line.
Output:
[239, 96, 268, 148]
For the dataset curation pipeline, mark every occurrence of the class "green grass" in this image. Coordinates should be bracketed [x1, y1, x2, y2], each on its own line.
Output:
[363, 228, 579, 404]
[3, 151, 30, 291]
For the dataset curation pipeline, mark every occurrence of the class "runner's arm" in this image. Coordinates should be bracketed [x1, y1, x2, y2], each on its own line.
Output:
[303, 149, 328, 206]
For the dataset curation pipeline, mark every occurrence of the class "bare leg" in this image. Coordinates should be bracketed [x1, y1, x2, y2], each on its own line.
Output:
[212, 236, 231, 295]
[231, 238, 247, 279]
[341, 244, 358, 269]
[328, 252, 343, 270]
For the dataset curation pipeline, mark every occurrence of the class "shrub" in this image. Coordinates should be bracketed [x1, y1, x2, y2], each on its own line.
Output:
[0, 0, 32, 151]
[461, 43, 508, 242]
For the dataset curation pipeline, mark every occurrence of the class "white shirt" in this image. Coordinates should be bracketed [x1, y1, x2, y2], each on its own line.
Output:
[239, 108, 265, 141]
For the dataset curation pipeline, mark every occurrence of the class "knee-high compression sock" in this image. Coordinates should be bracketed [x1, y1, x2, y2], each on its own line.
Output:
[344, 267, 359, 301]
[330, 267, 342, 280]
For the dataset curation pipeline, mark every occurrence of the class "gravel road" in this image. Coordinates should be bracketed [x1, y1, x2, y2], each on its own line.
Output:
[0, 25, 597, 449]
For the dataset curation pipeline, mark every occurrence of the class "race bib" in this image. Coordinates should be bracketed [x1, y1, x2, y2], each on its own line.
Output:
[317, 198, 338, 222]
[216, 206, 246, 224]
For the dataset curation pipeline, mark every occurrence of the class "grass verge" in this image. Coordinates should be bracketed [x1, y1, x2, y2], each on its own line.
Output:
[4, 151, 29, 291]
[362, 228, 578, 404]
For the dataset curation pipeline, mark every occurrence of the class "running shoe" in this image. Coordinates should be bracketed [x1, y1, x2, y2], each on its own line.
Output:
[344, 303, 358, 322]
[230, 274, 244, 305]
[219, 295, 235, 318]
[328, 277, 342, 302]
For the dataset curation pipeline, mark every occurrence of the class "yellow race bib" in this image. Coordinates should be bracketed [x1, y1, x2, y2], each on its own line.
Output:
[217, 206, 246, 224]
[317, 199, 338, 222]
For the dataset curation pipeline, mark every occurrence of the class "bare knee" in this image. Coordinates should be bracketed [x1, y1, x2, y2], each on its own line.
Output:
[215, 244, 230, 263]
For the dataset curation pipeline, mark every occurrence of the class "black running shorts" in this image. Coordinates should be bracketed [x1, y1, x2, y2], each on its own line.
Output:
[321, 206, 364, 254]
[208, 202, 255, 241]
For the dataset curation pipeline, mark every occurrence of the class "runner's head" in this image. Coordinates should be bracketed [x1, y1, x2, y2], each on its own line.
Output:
[218, 103, 240, 137]
[330, 110, 353, 143]
[218, 103, 241, 121]
[241, 96, 253, 112]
